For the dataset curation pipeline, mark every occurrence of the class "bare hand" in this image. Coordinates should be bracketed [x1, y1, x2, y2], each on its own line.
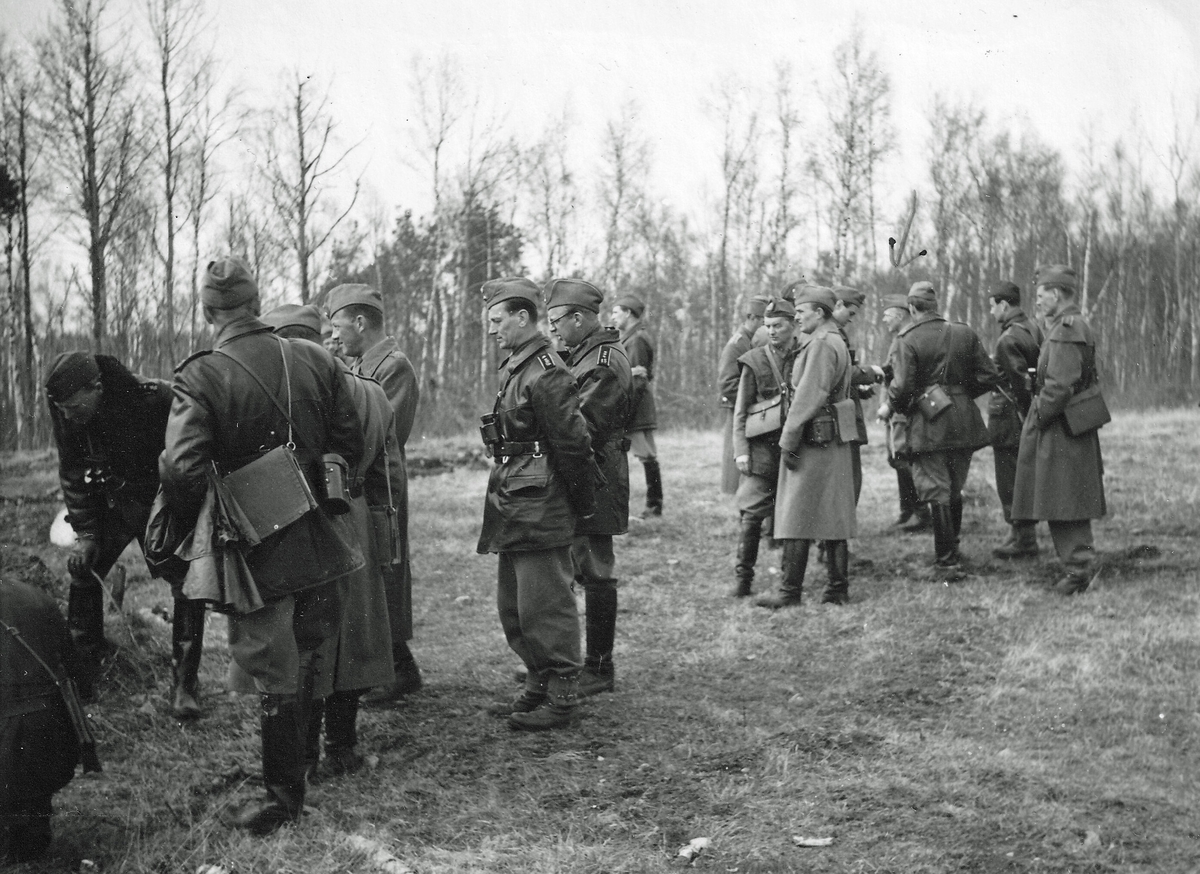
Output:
[735, 456, 751, 475]
[630, 365, 649, 379]
[68, 539, 101, 578]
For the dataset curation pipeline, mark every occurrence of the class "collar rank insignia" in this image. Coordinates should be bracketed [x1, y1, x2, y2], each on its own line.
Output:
[537, 352, 555, 370]
[598, 346, 611, 366]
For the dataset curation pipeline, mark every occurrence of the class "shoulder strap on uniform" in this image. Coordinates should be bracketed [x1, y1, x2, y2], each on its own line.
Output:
[598, 345, 611, 367]
[536, 352, 555, 370]
[174, 349, 212, 373]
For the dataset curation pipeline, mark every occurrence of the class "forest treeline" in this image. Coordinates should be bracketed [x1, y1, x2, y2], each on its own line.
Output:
[3, 0, 1199, 450]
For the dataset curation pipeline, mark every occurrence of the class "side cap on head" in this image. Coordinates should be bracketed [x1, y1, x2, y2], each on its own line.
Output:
[612, 293, 645, 317]
[1034, 264, 1078, 294]
[202, 257, 259, 310]
[834, 286, 867, 308]
[482, 277, 541, 312]
[764, 298, 796, 319]
[794, 284, 836, 312]
[907, 281, 937, 303]
[544, 278, 604, 313]
[45, 352, 100, 402]
[881, 293, 910, 312]
[326, 283, 384, 319]
[748, 295, 771, 317]
[262, 303, 322, 335]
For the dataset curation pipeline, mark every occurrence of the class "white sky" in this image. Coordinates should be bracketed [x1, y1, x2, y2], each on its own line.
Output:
[3, 0, 1200, 241]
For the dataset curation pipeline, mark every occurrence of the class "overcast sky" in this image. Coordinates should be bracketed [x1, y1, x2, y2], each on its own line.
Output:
[3, 0, 1199, 233]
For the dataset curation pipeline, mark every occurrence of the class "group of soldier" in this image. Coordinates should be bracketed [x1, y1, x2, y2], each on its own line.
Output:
[1, 262, 663, 857]
[720, 265, 1107, 607]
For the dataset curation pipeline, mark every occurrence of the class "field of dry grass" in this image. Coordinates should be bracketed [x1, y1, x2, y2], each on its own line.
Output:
[2, 409, 1198, 873]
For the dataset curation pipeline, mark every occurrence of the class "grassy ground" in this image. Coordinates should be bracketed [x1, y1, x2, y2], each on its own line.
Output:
[1, 410, 1198, 873]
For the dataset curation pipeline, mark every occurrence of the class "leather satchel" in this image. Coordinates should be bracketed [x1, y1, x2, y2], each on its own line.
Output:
[744, 394, 783, 439]
[1062, 384, 1111, 436]
[221, 445, 318, 542]
[832, 398, 860, 445]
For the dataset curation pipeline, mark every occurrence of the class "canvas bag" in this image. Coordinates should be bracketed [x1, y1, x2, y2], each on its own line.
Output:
[1062, 383, 1111, 436]
[744, 347, 788, 439]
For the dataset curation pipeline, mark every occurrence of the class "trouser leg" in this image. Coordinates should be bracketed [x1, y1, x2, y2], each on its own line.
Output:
[643, 458, 663, 516]
[573, 533, 618, 696]
[1048, 520, 1095, 594]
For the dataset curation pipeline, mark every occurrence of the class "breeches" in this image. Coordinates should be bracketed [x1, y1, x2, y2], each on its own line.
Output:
[227, 581, 341, 695]
[911, 450, 973, 505]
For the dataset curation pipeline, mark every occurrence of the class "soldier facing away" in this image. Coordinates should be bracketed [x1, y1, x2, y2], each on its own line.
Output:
[611, 294, 663, 518]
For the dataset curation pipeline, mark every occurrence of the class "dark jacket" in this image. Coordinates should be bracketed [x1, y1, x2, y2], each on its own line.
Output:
[477, 333, 596, 554]
[1, 581, 81, 808]
[353, 336, 419, 447]
[51, 355, 171, 539]
[718, 325, 756, 409]
[160, 316, 365, 601]
[987, 308, 1043, 448]
[1012, 305, 1106, 521]
[620, 321, 657, 431]
[888, 312, 999, 455]
[733, 339, 798, 477]
[565, 326, 632, 537]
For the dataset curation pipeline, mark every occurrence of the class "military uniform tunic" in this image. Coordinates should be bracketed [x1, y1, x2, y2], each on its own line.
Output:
[478, 333, 596, 679]
[718, 325, 756, 493]
[987, 308, 1042, 521]
[732, 339, 798, 520]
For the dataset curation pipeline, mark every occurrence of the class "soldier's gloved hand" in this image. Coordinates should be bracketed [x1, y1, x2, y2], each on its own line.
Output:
[869, 365, 887, 383]
[784, 451, 802, 472]
[68, 538, 101, 578]
[735, 455, 751, 475]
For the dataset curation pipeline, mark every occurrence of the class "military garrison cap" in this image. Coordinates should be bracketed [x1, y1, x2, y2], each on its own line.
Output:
[881, 293, 909, 311]
[793, 285, 836, 312]
[764, 299, 796, 318]
[202, 257, 258, 309]
[748, 295, 771, 317]
[482, 277, 540, 312]
[834, 286, 867, 308]
[45, 352, 100, 402]
[779, 279, 807, 303]
[907, 281, 937, 303]
[1034, 264, 1078, 294]
[613, 293, 646, 317]
[326, 283, 384, 318]
[263, 304, 322, 335]
[544, 278, 604, 313]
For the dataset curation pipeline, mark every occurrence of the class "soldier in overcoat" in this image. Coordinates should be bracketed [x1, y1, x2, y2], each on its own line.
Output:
[45, 351, 207, 714]
[479, 277, 597, 731]
[832, 286, 878, 504]
[718, 296, 769, 494]
[612, 294, 663, 517]
[262, 304, 396, 779]
[1012, 265, 1107, 595]
[545, 278, 633, 697]
[985, 281, 1044, 559]
[161, 259, 364, 834]
[757, 286, 857, 608]
[731, 299, 799, 598]
[327, 284, 422, 704]
[880, 281, 999, 567]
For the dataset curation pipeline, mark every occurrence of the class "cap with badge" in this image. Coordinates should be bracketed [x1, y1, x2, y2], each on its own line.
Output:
[834, 286, 867, 308]
[202, 257, 259, 310]
[793, 284, 836, 312]
[482, 276, 541, 311]
[907, 280, 937, 303]
[881, 293, 910, 312]
[544, 278, 604, 313]
[1034, 264, 1078, 293]
[764, 298, 796, 318]
[262, 303, 322, 335]
[612, 293, 645, 317]
[326, 283, 384, 319]
[45, 352, 100, 402]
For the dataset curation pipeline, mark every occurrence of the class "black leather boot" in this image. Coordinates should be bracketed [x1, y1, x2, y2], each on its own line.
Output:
[732, 515, 763, 597]
[755, 540, 808, 608]
[930, 503, 960, 567]
[304, 698, 324, 782]
[579, 587, 617, 696]
[170, 599, 206, 720]
[509, 673, 578, 731]
[822, 540, 850, 604]
[949, 494, 963, 541]
[320, 689, 364, 777]
[67, 583, 109, 699]
[642, 458, 663, 517]
[229, 694, 306, 835]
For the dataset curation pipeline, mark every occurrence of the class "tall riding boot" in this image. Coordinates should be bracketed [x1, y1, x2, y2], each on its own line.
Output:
[579, 587, 618, 696]
[230, 694, 306, 835]
[509, 672, 578, 731]
[642, 458, 664, 517]
[949, 494, 963, 542]
[732, 515, 763, 597]
[822, 541, 850, 604]
[320, 689, 364, 777]
[67, 584, 108, 700]
[170, 599, 206, 720]
[304, 698, 324, 782]
[755, 540, 808, 608]
[930, 503, 960, 567]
